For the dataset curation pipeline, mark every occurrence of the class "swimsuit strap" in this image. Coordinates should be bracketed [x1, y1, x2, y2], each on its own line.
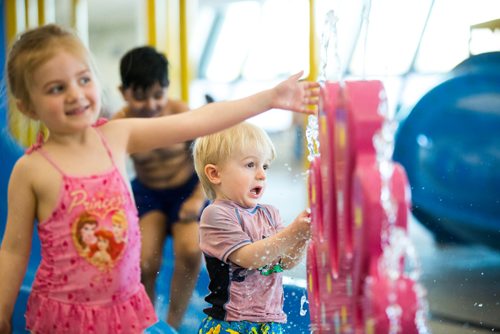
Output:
[26, 132, 67, 176]
[38, 148, 68, 175]
[24, 118, 115, 176]
[92, 118, 118, 168]
[25, 131, 45, 155]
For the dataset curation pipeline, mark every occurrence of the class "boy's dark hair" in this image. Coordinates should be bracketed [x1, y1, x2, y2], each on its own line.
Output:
[120, 46, 169, 91]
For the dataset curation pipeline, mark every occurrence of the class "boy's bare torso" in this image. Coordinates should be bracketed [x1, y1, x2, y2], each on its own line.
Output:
[131, 143, 193, 189]
[114, 100, 194, 189]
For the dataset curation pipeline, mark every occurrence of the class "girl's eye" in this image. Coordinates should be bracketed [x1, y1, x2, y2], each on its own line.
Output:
[246, 162, 255, 168]
[263, 164, 270, 170]
[48, 85, 64, 94]
[79, 76, 91, 85]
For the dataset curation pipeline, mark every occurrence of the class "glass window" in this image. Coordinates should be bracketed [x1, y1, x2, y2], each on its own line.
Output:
[242, 0, 310, 80]
[205, 0, 310, 82]
[206, 2, 261, 82]
[416, 0, 500, 72]
[349, 0, 433, 75]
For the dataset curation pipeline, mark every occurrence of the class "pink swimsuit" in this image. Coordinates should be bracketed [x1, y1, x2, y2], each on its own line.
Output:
[24, 123, 157, 333]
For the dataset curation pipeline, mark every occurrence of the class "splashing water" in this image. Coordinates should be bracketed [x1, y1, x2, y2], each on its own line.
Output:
[359, 0, 372, 79]
[306, 115, 320, 162]
[374, 90, 398, 241]
[300, 293, 309, 316]
[305, 10, 342, 164]
[373, 88, 402, 334]
[319, 10, 342, 84]
[374, 89, 431, 333]
[306, 9, 346, 165]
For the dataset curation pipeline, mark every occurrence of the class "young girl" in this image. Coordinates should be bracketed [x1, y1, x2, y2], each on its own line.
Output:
[0, 24, 318, 334]
[192, 122, 312, 334]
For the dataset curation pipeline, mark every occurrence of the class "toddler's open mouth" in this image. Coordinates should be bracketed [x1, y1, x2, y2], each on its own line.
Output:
[250, 186, 262, 196]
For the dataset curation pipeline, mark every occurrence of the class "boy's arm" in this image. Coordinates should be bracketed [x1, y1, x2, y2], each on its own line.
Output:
[0, 159, 35, 326]
[228, 210, 311, 269]
[105, 72, 319, 155]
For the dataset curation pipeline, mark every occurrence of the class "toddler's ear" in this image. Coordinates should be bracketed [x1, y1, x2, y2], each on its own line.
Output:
[16, 99, 39, 120]
[204, 164, 221, 185]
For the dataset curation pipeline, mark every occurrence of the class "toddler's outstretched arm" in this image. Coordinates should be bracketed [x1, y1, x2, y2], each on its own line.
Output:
[106, 72, 319, 154]
[0, 158, 37, 333]
[228, 210, 311, 270]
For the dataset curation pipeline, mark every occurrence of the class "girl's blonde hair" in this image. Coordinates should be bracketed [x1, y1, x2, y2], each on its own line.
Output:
[192, 122, 276, 200]
[7, 24, 94, 110]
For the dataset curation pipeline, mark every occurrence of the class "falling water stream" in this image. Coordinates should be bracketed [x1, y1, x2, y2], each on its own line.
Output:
[306, 9, 341, 161]
[373, 90, 403, 334]
[373, 90, 431, 334]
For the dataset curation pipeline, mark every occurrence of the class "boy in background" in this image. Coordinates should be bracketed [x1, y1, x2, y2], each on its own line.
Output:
[112, 46, 205, 329]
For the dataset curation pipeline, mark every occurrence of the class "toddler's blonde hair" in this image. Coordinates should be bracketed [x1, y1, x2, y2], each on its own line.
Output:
[193, 122, 276, 200]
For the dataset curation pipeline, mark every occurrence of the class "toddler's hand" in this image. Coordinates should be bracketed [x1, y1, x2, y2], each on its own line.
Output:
[272, 71, 319, 115]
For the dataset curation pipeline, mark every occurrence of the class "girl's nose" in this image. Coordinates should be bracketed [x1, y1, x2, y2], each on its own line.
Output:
[67, 83, 83, 102]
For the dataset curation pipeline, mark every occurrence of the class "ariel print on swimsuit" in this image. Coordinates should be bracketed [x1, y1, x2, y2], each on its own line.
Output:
[71, 208, 128, 271]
